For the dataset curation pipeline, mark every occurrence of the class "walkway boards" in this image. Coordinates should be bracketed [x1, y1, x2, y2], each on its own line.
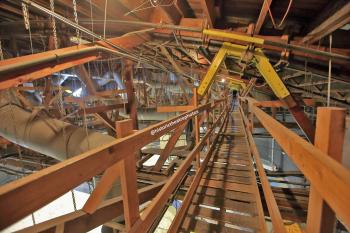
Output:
[180, 111, 266, 232]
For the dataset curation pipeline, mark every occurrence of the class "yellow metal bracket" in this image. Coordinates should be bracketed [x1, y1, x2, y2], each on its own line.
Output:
[198, 30, 290, 98]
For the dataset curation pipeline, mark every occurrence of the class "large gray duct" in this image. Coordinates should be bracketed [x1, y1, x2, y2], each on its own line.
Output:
[0, 104, 115, 161]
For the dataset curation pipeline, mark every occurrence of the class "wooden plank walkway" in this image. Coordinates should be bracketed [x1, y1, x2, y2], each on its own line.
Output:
[180, 111, 267, 232]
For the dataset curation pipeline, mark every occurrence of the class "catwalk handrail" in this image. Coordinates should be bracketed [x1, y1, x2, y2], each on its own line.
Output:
[239, 104, 286, 233]
[0, 98, 226, 230]
[239, 97, 350, 229]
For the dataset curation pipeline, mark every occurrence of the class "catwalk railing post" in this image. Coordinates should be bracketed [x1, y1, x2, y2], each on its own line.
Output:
[306, 107, 346, 233]
[116, 119, 140, 229]
[123, 59, 138, 130]
[193, 88, 200, 168]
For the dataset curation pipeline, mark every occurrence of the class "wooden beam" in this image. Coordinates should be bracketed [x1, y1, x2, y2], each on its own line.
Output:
[167, 106, 228, 233]
[82, 163, 121, 214]
[0, 55, 98, 90]
[159, 46, 193, 89]
[116, 119, 134, 139]
[152, 121, 188, 171]
[150, 6, 182, 24]
[115, 118, 140, 229]
[128, 105, 227, 233]
[123, 60, 138, 130]
[16, 182, 164, 233]
[76, 65, 97, 95]
[118, 154, 140, 229]
[0, 103, 214, 229]
[251, 104, 350, 228]
[0, 34, 149, 90]
[254, 0, 272, 35]
[302, 2, 350, 44]
[77, 104, 125, 115]
[240, 106, 286, 233]
[254, 99, 315, 108]
[306, 107, 346, 233]
[199, 0, 216, 28]
[83, 119, 135, 214]
[157, 105, 194, 112]
[194, 88, 200, 168]
[96, 89, 126, 97]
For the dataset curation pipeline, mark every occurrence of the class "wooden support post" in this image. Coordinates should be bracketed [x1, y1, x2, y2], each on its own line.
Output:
[16, 182, 164, 233]
[118, 153, 140, 230]
[123, 60, 138, 130]
[116, 119, 134, 139]
[240, 106, 286, 233]
[248, 111, 254, 133]
[194, 88, 200, 168]
[83, 119, 136, 214]
[115, 119, 140, 229]
[205, 92, 211, 148]
[306, 107, 346, 233]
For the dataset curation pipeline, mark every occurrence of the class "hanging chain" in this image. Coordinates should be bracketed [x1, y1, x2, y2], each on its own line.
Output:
[89, 0, 94, 42]
[49, 0, 58, 49]
[21, 2, 34, 54]
[0, 40, 4, 60]
[72, 0, 80, 44]
[22, 3, 30, 30]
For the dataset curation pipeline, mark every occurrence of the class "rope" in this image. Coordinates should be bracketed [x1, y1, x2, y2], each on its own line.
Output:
[264, 0, 293, 30]
[49, 0, 58, 49]
[72, 0, 80, 44]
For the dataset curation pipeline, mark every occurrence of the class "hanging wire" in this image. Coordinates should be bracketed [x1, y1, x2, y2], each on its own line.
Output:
[327, 34, 332, 107]
[124, 0, 152, 16]
[0, 40, 4, 60]
[21, 2, 34, 54]
[125, 0, 176, 16]
[89, 0, 95, 42]
[103, 0, 108, 39]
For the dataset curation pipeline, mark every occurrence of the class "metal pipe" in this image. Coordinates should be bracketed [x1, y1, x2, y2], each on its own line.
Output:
[0, 103, 115, 161]
[203, 29, 350, 62]
[0, 19, 203, 33]
[0, 46, 167, 79]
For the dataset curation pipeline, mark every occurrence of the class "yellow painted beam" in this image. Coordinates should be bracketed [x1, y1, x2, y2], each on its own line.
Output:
[203, 29, 265, 45]
[254, 52, 290, 98]
[197, 46, 227, 96]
